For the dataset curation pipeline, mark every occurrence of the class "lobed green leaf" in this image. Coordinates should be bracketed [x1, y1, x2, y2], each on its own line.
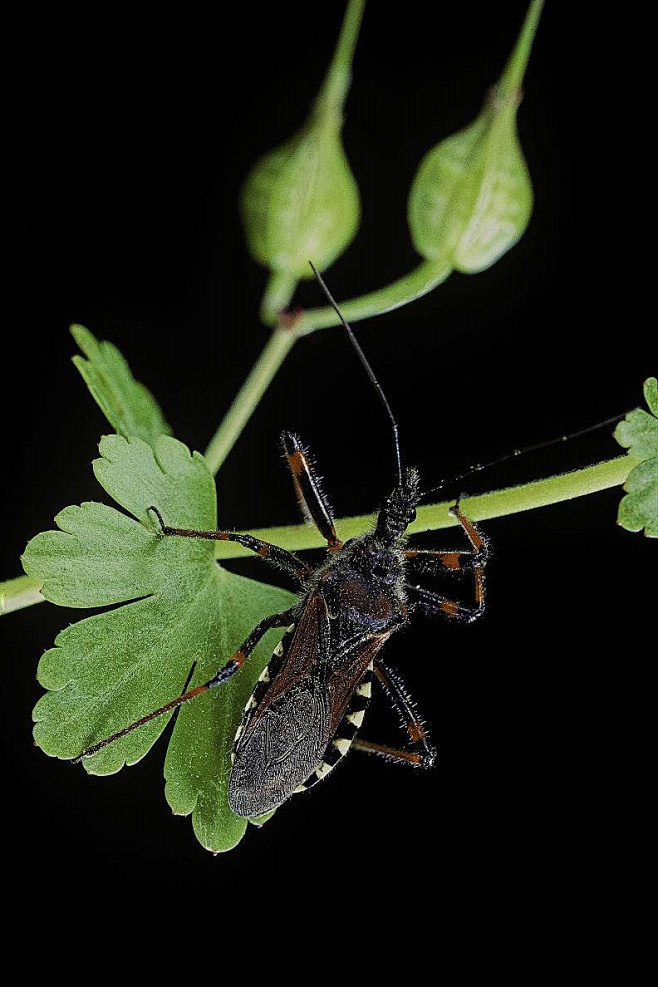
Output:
[23, 434, 295, 851]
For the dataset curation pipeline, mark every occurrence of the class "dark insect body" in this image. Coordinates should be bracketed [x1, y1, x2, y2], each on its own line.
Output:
[73, 269, 489, 820]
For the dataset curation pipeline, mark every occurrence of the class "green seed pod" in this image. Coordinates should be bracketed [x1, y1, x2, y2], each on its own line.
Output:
[241, 107, 360, 281]
[408, 0, 543, 274]
[241, 0, 364, 299]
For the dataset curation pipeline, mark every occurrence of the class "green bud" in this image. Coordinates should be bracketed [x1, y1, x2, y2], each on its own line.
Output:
[241, 108, 360, 280]
[408, 0, 544, 274]
[241, 0, 364, 285]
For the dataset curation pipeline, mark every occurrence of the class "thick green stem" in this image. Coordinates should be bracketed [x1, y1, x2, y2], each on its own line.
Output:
[1, 456, 638, 615]
[497, 0, 545, 102]
[292, 258, 452, 335]
[212, 455, 636, 558]
[204, 328, 296, 475]
[1, 575, 44, 615]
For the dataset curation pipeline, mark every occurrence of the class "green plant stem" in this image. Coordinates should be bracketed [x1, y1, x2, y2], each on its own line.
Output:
[291, 258, 452, 334]
[317, 0, 367, 110]
[497, 0, 545, 102]
[204, 328, 297, 475]
[213, 454, 636, 556]
[1, 575, 44, 614]
[3, 456, 636, 616]
[259, 272, 298, 324]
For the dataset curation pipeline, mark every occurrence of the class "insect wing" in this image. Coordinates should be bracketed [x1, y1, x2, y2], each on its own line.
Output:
[228, 590, 388, 817]
[228, 591, 332, 817]
[325, 632, 386, 725]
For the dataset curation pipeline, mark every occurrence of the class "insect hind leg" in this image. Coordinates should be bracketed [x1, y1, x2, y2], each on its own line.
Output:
[405, 505, 488, 624]
[352, 658, 436, 769]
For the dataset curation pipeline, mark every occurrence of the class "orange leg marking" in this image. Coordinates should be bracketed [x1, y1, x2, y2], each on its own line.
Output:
[352, 738, 423, 766]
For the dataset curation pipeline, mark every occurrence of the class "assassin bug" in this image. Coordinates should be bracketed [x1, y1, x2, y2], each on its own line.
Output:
[73, 266, 490, 818]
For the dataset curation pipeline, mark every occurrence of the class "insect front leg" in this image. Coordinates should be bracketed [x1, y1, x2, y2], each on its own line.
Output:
[405, 503, 489, 572]
[281, 432, 343, 552]
[351, 658, 436, 769]
[72, 606, 298, 763]
[409, 581, 486, 624]
[405, 504, 488, 623]
[148, 506, 311, 582]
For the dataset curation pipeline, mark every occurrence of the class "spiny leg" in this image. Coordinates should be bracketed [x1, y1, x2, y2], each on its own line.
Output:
[351, 739, 428, 767]
[406, 504, 487, 623]
[410, 579, 485, 623]
[148, 506, 311, 582]
[406, 548, 481, 575]
[72, 606, 298, 763]
[281, 431, 343, 553]
[352, 658, 436, 769]
[404, 503, 489, 572]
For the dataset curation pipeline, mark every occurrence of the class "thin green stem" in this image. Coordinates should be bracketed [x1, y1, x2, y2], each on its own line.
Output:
[292, 258, 452, 335]
[212, 456, 636, 558]
[317, 0, 367, 111]
[204, 328, 296, 475]
[1, 456, 638, 616]
[498, 0, 545, 102]
[259, 271, 298, 325]
[215, 2, 368, 469]
[1, 575, 44, 615]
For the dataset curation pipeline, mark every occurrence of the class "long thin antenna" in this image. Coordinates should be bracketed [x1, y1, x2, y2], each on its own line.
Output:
[309, 262, 403, 487]
[422, 412, 627, 500]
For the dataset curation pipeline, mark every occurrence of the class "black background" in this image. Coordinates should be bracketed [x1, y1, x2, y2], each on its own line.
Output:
[1, 0, 652, 977]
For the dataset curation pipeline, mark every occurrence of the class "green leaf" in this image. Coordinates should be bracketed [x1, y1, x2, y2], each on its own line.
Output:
[614, 377, 658, 537]
[22, 434, 295, 851]
[71, 325, 172, 447]
[617, 460, 658, 537]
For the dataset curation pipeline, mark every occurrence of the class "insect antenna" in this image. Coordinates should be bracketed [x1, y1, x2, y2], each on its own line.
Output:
[309, 262, 404, 488]
[421, 411, 628, 501]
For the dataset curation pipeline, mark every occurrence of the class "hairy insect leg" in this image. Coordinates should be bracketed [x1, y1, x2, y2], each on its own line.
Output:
[405, 503, 489, 572]
[351, 738, 428, 767]
[406, 505, 487, 623]
[405, 548, 481, 574]
[148, 506, 311, 582]
[72, 606, 298, 763]
[281, 431, 343, 552]
[352, 659, 436, 769]
[410, 581, 486, 623]
[450, 502, 488, 554]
